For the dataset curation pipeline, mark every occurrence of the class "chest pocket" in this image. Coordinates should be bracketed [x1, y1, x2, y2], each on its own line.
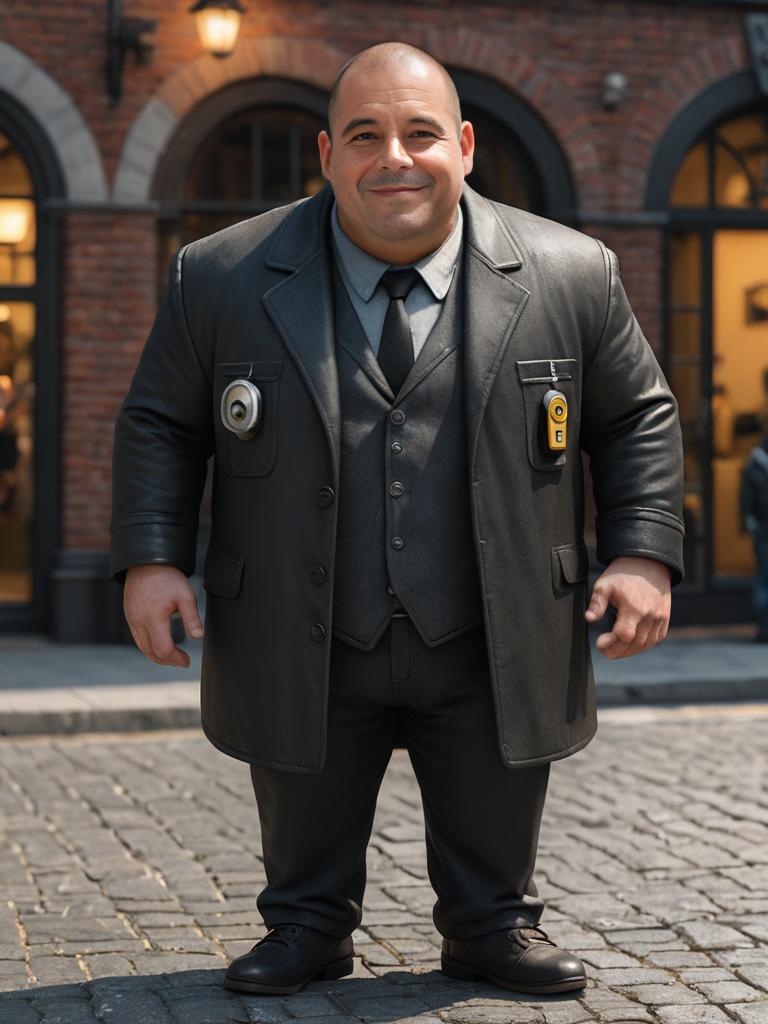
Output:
[214, 360, 281, 477]
[516, 358, 577, 472]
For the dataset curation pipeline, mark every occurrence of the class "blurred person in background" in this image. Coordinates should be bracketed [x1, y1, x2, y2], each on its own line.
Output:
[740, 367, 768, 642]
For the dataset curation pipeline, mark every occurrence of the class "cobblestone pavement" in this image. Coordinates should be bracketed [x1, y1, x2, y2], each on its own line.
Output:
[1, 705, 767, 1023]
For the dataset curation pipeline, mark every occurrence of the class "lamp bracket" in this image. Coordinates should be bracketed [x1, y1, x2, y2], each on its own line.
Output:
[107, 0, 157, 107]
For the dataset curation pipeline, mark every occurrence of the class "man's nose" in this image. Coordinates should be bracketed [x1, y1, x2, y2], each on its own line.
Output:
[378, 135, 413, 169]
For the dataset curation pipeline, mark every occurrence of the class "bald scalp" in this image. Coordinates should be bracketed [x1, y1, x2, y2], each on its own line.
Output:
[327, 42, 462, 138]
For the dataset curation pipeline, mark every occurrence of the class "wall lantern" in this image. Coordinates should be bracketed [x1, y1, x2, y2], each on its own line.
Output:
[0, 200, 30, 246]
[106, 0, 156, 108]
[190, 0, 246, 58]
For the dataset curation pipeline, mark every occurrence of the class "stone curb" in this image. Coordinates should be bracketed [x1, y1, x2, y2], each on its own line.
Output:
[0, 676, 766, 737]
[596, 676, 768, 706]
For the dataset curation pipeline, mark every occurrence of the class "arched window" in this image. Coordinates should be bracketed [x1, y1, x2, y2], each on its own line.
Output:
[462, 102, 541, 211]
[154, 80, 328, 286]
[451, 68, 575, 218]
[0, 131, 36, 607]
[656, 90, 768, 608]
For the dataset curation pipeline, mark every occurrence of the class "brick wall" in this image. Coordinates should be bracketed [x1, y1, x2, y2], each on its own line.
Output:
[61, 213, 156, 550]
[0, 0, 753, 555]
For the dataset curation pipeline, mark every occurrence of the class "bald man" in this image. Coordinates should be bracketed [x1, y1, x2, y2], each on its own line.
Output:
[112, 42, 684, 998]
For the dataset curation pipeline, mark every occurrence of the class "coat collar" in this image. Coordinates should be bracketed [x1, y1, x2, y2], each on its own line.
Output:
[261, 182, 529, 480]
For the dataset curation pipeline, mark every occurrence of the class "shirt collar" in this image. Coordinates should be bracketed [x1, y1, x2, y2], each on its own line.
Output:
[330, 201, 463, 302]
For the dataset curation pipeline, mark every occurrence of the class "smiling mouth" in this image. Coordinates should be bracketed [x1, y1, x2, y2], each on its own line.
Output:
[369, 186, 425, 195]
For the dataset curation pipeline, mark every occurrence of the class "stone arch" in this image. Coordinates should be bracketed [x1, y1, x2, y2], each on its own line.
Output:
[622, 35, 745, 211]
[114, 31, 597, 206]
[0, 41, 107, 202]
[113, 37, 347, 203]
[419, 25, 600, 187]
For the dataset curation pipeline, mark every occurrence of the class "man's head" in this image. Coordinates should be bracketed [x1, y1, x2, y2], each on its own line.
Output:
[318, 42, 474, 265]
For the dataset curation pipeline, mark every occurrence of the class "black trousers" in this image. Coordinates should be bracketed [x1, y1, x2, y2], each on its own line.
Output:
[249, 614, 550, 940]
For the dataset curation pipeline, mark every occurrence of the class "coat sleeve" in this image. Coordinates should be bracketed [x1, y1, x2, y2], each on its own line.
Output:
[580, 243, 685, 586]
[110, 245, 214, 584]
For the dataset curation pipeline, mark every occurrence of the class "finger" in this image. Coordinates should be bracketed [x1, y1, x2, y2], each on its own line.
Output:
[146, 618, 188, 667]
[178, 591, 204, 639]
[133, 622, 167, 665]
[650, 616, 669, 646]
[594, 631, 631, 658]
[632, 612, 657, 649]
[585, 586, 609, 622]
[611, 606, 639, 647]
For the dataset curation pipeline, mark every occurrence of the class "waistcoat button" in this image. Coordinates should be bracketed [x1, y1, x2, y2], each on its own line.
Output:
[309, 564, 327, 585]
[315, 486, 335, 508]
[391, 536, 405, 550]
[310, 623, 326, 642]
[389, 481, 404, 497]
[386, 583, 395, 595]
[391, 442, 402, 454]
[390, 409, 406, 425]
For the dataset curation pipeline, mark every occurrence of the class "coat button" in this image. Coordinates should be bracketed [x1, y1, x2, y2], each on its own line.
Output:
[310, 623, 326, 642]
[309, 564, 327, 585]
[389, 481, 404, 497]
[391, 442, 402, 453]
[315, 486, 334, 508]
[386, 583, 395, 595]
[391, 536, 405, 550]
[390, 409, 406, 425]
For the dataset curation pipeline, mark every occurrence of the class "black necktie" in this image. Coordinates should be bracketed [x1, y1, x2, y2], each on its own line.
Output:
[378, 268, 420, 395]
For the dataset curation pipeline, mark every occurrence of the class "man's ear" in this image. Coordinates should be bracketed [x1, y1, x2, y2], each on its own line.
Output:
[459, 120, 475, 178]
[318, 130, 333, 181]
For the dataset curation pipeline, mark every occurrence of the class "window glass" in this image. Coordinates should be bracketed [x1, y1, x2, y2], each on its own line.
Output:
[0, 133, 36, 287]
[670, 142, 708, 207]
[0, 302, 35, 604]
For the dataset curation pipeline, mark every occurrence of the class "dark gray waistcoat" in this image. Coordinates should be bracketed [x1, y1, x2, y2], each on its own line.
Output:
[330, 253, 483, 651]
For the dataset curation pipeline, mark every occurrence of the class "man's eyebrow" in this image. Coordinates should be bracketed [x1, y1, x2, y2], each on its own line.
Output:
[341, 117, 378, 137]
[407, 116, 447, 133]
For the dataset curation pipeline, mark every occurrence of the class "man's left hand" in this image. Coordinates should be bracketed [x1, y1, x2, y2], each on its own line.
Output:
[584, 556, 672, 659]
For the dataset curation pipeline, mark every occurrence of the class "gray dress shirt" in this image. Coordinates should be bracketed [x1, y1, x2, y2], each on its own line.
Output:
[330, 201, 463, 361]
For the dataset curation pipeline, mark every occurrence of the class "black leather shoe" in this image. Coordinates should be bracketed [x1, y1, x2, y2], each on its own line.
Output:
[441, 925, 587, 995]
[223, 923, 354, 994]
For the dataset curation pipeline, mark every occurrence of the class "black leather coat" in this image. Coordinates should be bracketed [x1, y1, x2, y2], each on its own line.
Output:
[111, 184, 685, 773]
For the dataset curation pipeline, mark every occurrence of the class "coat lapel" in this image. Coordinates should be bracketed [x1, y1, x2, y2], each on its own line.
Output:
[460, 185, 530, 471]
[261, 186, 341, 478]
[260, 183, 530, 481]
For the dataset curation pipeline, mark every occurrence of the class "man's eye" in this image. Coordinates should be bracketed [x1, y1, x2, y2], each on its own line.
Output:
[352, 132, 376, 141]
[411, 130, 436, 138]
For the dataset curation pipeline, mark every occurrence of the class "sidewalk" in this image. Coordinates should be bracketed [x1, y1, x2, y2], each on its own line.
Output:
[0, 624, 766, 737]
[1, 703, 767, 1021]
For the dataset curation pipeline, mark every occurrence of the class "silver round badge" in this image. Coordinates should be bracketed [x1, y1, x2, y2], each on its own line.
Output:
[221, 379, 263, 438]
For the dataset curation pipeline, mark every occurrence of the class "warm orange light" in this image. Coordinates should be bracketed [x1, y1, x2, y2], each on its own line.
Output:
[0, 200, 30, 245]
[190, 1, 244, 58]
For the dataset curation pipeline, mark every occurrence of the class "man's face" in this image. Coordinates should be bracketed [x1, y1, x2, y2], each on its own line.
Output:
[317, 60, 474, 262]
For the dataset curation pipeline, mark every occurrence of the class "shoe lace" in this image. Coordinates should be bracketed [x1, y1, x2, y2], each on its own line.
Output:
[508, 926, 556, 947]
[257, 924, 302, 949]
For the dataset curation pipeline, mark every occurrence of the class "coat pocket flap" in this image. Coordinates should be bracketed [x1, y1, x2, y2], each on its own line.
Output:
[203, 547, 244, 598]
[217, 360, 282, 381]
[516, 358, 577, 384]
[552, 543, 589, 586]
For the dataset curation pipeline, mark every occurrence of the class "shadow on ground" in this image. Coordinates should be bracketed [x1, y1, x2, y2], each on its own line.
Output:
[0, 965, 588, 1023]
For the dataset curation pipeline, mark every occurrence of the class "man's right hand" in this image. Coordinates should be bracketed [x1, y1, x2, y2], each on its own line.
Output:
[124, 564, 204, 668]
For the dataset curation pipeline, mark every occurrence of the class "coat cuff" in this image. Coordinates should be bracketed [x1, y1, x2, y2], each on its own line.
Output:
[110, 519, 198, 584]
[595, 508, 685, 587]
